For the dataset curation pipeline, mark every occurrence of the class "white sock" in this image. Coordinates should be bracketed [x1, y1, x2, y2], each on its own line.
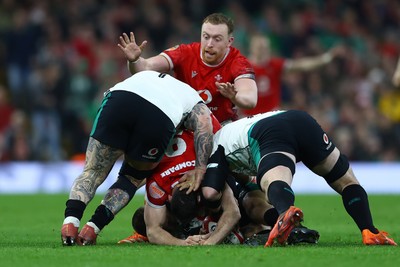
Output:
[87, 222, 101, 234]
[63, 216, 80, 228]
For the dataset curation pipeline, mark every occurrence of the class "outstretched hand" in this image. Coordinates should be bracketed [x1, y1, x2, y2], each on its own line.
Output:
[118, 32, 148, 62]
[216, 82, 237, 101]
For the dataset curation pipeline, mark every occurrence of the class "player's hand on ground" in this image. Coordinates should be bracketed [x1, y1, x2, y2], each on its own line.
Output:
[216, 82, 237, 101]
[185, 235, 201, 245]
[186, 234, 210, 245]
[118, 32, 147, 62]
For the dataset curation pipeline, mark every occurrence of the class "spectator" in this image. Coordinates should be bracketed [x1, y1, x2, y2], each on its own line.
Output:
[240, 33, 346, 116]
[0, 0, 399, 162]
[1, 110, 32, 161]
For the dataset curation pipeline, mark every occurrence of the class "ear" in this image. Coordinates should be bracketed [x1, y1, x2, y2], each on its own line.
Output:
[228, 36, 234, 46]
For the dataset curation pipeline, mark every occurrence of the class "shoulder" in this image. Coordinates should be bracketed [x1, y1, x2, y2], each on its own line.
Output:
[229, 47, 248, 61]
[165, 42, 199, 52]
[227, 47, 253, 69]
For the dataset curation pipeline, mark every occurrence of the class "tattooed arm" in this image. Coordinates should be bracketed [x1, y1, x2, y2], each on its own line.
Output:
[181, 103, 214, 192]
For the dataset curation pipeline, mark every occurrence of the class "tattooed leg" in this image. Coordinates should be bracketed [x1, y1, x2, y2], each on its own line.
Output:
[101, 188, 131, 215]
[69, 137, 123, 205]
[101, 173, 144, 215]
[86, 173, 142, 231]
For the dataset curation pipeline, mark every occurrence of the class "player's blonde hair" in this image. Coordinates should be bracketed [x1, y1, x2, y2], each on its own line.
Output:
[203, 13, 234, 35]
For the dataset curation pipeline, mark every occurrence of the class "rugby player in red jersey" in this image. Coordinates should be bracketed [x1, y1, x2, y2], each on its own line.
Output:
[118, 117, 241, 245]
[118, 13, 257, 125]
[241, 34, 346, 116]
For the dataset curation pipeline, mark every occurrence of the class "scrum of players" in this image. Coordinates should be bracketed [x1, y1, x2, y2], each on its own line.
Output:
[61, 13, 397, 247]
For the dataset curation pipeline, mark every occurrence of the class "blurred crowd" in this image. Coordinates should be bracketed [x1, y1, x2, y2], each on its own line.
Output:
[0, 0, 400, 162]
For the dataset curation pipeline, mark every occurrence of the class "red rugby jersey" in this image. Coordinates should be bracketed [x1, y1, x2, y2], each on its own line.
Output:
[145, 114, 221, 207]
[162, 43, 255, 123]
[241, 58, 285, 116]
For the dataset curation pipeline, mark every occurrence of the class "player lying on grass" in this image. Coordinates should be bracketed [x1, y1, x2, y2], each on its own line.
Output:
[119, 185, 244, 245]
[119, 129, 241, 245]
[201, 109, 397, 247]
[119, 180, 319, 246]
[118, 129, 319, 245]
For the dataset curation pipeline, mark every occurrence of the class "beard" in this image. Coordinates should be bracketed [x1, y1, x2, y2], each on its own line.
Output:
[201, 49, 222, 65]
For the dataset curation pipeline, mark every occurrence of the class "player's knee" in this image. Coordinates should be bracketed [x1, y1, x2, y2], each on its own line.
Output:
[323, 153, 350, 184]
[201, 186, 221, 202]
[256, 153, 295, 187]
[201, 186, 222, 212]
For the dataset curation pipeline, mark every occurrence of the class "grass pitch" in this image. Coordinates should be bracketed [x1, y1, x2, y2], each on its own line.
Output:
[0, 194, 399, 267]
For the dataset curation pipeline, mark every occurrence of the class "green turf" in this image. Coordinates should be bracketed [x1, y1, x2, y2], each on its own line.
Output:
[0, 194, 399, 267]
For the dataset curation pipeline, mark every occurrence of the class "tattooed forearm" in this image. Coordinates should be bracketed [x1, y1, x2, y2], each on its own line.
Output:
[184, 103, 208, 131]
[69, 137, 123, 204]
[185, 103, 213, 168]
[101, 188, 131, 215]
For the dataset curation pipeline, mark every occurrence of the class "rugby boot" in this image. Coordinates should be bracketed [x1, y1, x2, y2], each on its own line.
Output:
[362, 229, 397, 246]
[117, 232, 149, 244]
[61, 223, 79, 246]
[265, 206, 303, 247]
[287, 224, 320, 245]
[77, 224, 98, 245]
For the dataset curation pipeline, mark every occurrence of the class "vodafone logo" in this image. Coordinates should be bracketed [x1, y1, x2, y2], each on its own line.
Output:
[198, 90, 212, 104]
[323, 133, 329, 144]
[143, 148, 159, 160]
[165, 137, 186, 157]
[148, 148, 159, 156]
[323, 133, 333, 150]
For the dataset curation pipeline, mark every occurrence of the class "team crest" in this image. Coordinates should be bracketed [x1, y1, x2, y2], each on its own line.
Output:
[215, 74, 223, 81]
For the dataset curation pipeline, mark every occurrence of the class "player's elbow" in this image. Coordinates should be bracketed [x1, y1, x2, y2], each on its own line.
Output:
[146, 227, 160, 244]
[247, 98, 257, 109]
[238, 97, 257, 109]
